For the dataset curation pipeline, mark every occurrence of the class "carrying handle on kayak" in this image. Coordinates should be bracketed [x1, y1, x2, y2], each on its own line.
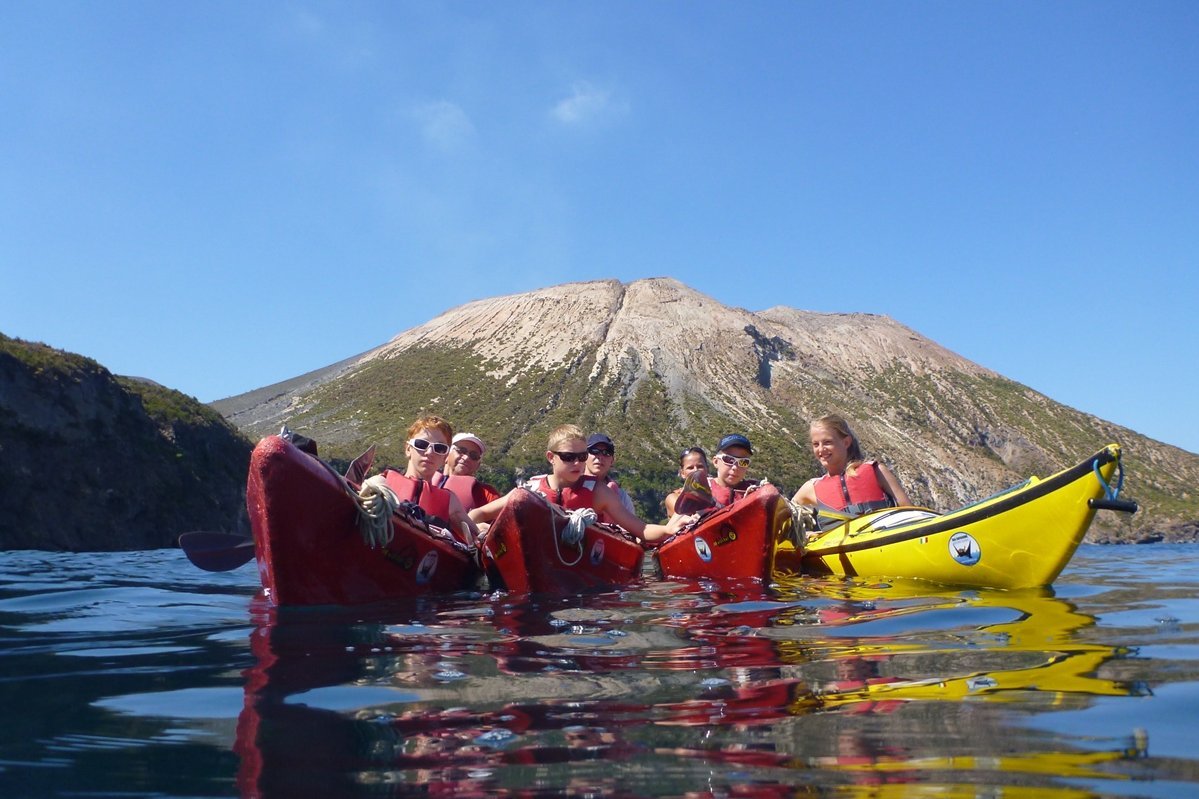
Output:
[1089, 497, 1139, 513]
[1089, 453, 1138, 514]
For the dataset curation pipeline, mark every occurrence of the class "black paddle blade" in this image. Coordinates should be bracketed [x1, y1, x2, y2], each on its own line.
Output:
[178, 531, 256, 572]
[345, 444, 377, 485]
[674, 471, 716, 515]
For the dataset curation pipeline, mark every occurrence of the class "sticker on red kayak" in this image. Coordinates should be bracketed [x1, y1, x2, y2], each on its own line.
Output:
[694, 537, 713, 562]
[416, 551, 439, 584]
[948, 532, 981, 566]
[590, 539, 605, 566]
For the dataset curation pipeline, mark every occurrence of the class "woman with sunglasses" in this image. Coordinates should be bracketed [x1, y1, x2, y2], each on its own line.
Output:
[469, 424, 694, 542]
[791, 414, 910, 522]
[386, 415, 480, 546]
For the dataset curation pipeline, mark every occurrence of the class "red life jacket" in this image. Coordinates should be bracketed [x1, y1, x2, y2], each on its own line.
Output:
[381, 470, 454, 527]
[431, 473, 502, 507]
[707, 476, 757, 507]
[526, 474, 598, 511]
[434, 472, 479, 511]
[813, 461, 895, 515]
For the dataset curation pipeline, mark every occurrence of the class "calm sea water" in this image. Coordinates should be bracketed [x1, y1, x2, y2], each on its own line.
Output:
[0, 544, 1197, 798]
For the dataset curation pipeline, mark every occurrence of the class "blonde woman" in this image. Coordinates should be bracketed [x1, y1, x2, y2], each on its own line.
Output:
[791, 414, 910, 515]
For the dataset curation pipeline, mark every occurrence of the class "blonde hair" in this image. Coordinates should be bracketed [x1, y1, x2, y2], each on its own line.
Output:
[407, 414, 453, 443]
[547, 423, 585, 452]
[811, 413, 865, 463]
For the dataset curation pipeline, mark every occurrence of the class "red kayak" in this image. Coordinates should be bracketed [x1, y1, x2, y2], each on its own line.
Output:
[477, 486, 648, 594]
[247, 435, 480, 606]
[655, 483, 797, 582]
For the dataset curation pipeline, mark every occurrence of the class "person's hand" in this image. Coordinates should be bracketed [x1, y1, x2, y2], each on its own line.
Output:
[666, 513, 699, 535]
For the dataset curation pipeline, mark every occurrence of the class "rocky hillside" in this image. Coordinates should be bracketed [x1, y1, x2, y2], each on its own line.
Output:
[1, 334, 253, 551]
[215, 278, 1198, 543]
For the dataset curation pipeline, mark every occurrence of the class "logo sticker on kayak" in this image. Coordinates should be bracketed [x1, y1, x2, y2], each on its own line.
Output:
[948, 532, 981, 566]
[416, 551, 439, 584]
[695, 537, 713, 562]
[967, 675, 998, 692]
[590, 539, 605, 566]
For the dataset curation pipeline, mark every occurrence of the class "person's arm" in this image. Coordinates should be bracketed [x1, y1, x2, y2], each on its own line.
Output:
[791, 478, 818, 506]
[594, 483, 694, 542]
[663, 488, 680, 517]
[642, 513, 694, 542]
[877, 464, 911, 506]
[468, 490, 512, 524]
[447, 494, 479, 546]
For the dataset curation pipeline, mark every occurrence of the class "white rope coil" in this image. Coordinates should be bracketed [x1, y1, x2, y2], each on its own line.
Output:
[356, 474, 399, 548]
[562, 507, 597, 546]
[782, 497, 819, 551]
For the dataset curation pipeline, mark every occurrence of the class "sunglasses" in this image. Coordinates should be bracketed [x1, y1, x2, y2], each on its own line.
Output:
[553, 451, 589, 463]
[452, 444, 482, 461]
[587, 446, 615, 457]
[408, 438, 450, 455]
[715, 453, 751, 469]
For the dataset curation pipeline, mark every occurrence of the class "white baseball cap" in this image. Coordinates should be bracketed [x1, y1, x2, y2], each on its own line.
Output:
[452, 432, 486, 454]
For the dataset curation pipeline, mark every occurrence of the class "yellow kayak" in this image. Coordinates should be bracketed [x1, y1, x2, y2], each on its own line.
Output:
[788, 444, 1136, 590]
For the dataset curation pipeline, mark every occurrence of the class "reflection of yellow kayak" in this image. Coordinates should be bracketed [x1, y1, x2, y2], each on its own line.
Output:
[791, 444, 1135, 590]
[813, 732, 1147, 783]
[813, 647, 1132, 710]
[768, 586, 1146, 712]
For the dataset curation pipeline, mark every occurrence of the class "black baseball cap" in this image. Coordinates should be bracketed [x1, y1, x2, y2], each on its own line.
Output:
[716, 433, 753, 454]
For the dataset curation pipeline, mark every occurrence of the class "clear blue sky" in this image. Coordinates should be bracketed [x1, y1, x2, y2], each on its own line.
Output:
[3, 2, 1196, 454]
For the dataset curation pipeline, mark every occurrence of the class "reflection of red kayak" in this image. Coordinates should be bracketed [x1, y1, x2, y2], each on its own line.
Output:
[656, 484, 795, 581]
[478, 487, 647, 594]
[247, 435, 479, 606]
[656, 678, 817, 726]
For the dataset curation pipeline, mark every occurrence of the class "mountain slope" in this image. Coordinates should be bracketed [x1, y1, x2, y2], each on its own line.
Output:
[214, 278, 1198, 541]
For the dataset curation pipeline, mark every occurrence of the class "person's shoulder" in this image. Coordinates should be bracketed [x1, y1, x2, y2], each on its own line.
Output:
[793, 479, 818, 502]
[589, 477, 613, 495]
[475, 481, 502, 502]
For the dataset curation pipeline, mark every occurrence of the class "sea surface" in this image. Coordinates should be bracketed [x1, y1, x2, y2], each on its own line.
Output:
[0, 544, 1197, 798]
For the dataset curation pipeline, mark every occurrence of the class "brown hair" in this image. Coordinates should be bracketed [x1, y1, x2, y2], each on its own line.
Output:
[811, 413, 864, 463]
[407, 415, 453, 443]
[547, 423, 585, 452]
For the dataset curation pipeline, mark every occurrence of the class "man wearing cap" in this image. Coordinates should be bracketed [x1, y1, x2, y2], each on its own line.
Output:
[432, 432, 502, 511]
[707, 433, 761, 506]
[585, 433, 636, 521]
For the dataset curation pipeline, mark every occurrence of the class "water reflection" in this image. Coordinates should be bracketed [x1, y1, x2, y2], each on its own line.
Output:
[233, 578, 1151, 796]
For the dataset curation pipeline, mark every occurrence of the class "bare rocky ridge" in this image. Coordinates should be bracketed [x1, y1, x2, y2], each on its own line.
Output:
[215, 277, 1199, 542]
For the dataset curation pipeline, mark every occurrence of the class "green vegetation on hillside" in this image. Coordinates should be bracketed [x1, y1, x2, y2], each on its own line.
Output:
[224, 328, 1198, 540]
[1, 334, 253, 550]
